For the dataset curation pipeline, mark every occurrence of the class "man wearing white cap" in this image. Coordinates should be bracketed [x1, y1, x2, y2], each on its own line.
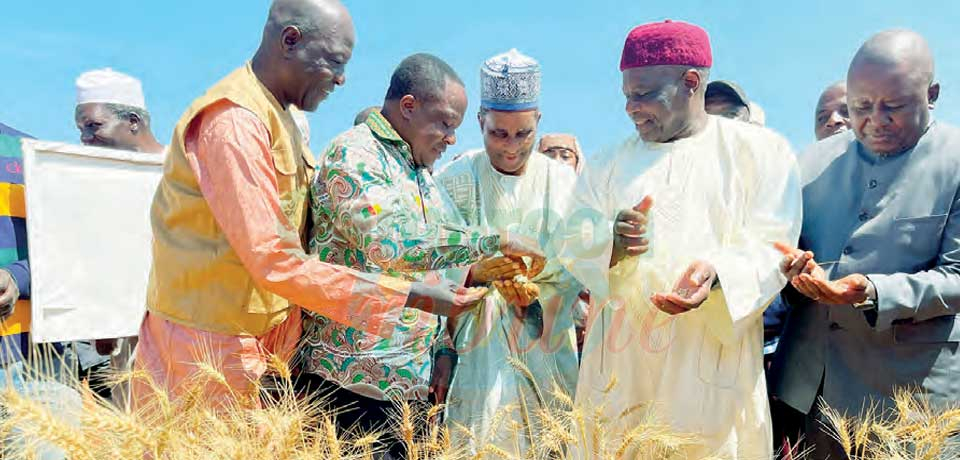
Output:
[435, 49, 581, 457]
[75, 68, 164, 154]
[71, 68, 164, 409]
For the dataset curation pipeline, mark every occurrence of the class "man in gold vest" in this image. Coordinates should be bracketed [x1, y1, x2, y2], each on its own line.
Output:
[131, 0, 495, 409]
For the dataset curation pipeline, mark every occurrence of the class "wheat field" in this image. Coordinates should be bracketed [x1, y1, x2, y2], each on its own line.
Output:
[0, 351, 957, 460]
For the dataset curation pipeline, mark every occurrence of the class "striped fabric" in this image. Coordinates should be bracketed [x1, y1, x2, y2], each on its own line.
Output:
[0, 133, 32, 365]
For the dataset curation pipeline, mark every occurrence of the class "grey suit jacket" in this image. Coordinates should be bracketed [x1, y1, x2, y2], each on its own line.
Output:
[769, 122, 960, 415]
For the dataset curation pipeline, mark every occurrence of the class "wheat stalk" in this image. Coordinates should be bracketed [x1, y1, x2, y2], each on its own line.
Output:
[549, 381, 574, 409]
[0, 388, 93, 460]
[820, 402, 854, 456]
[602, 375, 618, 394]
[14, 347, 960, 460]
[354, 432, 380, 460]
[506, 356, 545, 408]
[399, 399, 420, 460]
[322, 414, 342, 460]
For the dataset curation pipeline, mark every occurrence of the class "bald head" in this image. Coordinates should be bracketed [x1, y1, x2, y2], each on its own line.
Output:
[818, 81, 846, 103]
[850, 29, 934, 87]
[814, 81, 850, 140]
[846, 29, 940, 155]
[253, 0, 356, 111]
[265, 0, 353, 42]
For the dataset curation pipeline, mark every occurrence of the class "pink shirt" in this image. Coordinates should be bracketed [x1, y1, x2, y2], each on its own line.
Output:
[185, 100, 411, 337]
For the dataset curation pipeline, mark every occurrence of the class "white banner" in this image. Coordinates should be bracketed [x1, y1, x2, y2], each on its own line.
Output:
[22, 140, 163, 343]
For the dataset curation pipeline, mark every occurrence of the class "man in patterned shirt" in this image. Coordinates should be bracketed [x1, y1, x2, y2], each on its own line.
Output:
[298, 53, 544, 458]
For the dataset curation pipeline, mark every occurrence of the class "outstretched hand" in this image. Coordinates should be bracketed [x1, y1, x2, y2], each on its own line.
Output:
[772, 242, 871, 305]
[773, 241, 815, 281]
[405, 280, 488, 318]
[650, 260, 716, 315]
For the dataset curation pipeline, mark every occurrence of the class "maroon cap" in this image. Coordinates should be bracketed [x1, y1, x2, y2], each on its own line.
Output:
[620, 20, 713, 71]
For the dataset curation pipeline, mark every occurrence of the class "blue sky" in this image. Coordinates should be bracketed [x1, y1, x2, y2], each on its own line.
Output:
[2, 1, 958, 162]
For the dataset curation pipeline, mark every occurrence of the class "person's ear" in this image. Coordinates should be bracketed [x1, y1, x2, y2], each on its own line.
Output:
[128, 112, 142, 134]
[400, 95, 417, 121]
[682, 69, 703, 94]
[280, 26, 303, 57]
[928, 82, 941, 109]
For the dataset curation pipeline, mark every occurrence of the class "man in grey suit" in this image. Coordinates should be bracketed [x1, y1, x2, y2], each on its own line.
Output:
[769, 29, 960, 459]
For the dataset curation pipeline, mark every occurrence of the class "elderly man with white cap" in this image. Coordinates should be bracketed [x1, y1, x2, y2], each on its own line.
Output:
[435, 49, 581, 457]
[75, 68, 164, 154]
[71, 68, 164, 409]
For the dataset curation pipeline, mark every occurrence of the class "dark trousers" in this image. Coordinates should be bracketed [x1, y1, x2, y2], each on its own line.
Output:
[294, 373, 429, 460]
[771, 396, 848, 460]
[767, 355, 845, 460]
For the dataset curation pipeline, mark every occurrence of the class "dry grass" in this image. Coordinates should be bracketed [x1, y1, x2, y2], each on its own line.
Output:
[821, 388, 960, 460]
[4, 351, 955, 460]
[0, 349, 708, 460]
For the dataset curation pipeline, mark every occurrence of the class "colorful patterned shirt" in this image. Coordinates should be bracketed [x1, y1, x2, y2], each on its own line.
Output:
[0, 134, 32, 365]
[300, 111, 499, 401]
